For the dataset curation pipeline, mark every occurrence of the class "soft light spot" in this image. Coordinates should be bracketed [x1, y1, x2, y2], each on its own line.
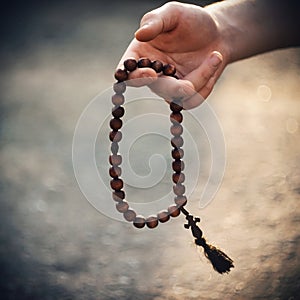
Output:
[235, 281, 245, 292]
[173, 285, 184, 295]
[286, 118, 298, 134]
[118, 275, 130, 285]
[35, 199, 47, 212]
[256, 84, 272, 102]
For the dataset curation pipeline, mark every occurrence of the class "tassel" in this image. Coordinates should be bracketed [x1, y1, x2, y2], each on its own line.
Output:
[183, 213, 234, 274]
[195, 237, 234, 274]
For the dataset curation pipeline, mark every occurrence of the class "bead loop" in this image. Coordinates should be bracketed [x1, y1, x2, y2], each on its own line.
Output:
[110, 58, 187, 229]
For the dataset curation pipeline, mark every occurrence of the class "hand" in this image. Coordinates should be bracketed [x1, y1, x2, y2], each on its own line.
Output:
[117, 2, 229, 109]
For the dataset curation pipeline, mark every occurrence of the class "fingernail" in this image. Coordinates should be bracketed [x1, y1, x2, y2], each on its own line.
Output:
[210, 53, 222, 67]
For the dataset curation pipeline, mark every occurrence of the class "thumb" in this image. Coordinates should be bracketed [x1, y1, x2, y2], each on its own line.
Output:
[135, 3, 179, 42]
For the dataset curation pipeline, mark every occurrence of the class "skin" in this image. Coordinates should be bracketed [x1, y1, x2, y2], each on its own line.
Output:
[117, 0, 300, 109]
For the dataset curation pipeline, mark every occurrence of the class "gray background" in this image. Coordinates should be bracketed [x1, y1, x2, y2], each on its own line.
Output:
[0, 0, 299, 299]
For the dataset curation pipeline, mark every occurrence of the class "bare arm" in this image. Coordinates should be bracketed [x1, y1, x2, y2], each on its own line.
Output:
[207, 0, 300, 63]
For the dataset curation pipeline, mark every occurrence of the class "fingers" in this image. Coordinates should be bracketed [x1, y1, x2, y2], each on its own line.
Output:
[135, 19, 164, 42]
[126, 68, 158, 87]
[135, 3, 180, 42]
[183, 51, 222, 92]
[115, 41, 223, 108]
[146, 51, 223, 109]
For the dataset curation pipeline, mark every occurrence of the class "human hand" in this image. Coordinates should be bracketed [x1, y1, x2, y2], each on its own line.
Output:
[117, 1, 229, 109]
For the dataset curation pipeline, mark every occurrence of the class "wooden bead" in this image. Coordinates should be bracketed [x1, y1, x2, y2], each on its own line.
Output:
[170, 100, 183, 112]
[172, 160, 185, 173]
[113, 82, 126, 94]
[171, 136, 184, 148]
[168, 204, 180, 217]
[109, 154, 122, 166]
[110, 178, 124, 190]
[111, 142, 119, 154]
[138, 58, 152, 68]
[116, 200, 129, 213]
[124, 209, 136, 222]
[173, 183, 185, 196]
[112, 94, 125, 106]
[133, 215, 146, 228]
[109, 166, 122, 178]
[110, 118, 123, 131]
[170, 124, 183, 136]
[146, 215, 159, 229]
[172, 172, 185, 184]
[157, 210, 170, 223]
[109, 130, 122, 142]
[112, 106, 125, 118]
[114, 68, 128, 82]
[171, 148, 184, 159]
[151, 60, 163, 73]
[112, 190, 125, 201]
[163, 64, 176, 76]
[124, 58, 137, 71]
[174, 195, 187, 207]
[170, 112, 183, 124]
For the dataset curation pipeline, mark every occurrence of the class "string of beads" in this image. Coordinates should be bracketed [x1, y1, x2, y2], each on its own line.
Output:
[108, 57, 234, 274]
[109, 58, 186, 229]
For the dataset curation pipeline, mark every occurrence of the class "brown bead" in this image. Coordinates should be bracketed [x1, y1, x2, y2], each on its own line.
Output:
[114, 68, 128, 82]
[112, 190, 125, 201]
[112, 106, 125, 118]
[173, 183, 185, 196]
[170, 124, 183, 136]
[172, 160, 185, 173]
[171, 136, 184, 148]
[111, 142, 119, 154]
[172, 172, 185, 184]
[109, 154, 122, 166]
[138, 58, 152, 68]
[110, 178, 123, 190]
[146, 215, 159, 229]
[170, 112, 183, 124]
[163, 64, 176, 76]
[124, 58, 137, 71]
[168, 204, 180, 217]
[124, 209, 136, 222]
[116, 200, 129, 213]
[113, 82, 126, 94]
[157, 210, 170, 223]
[110, 118, 123, 131]
[133, 215, 146, 228]
[171, 148, 184, 159]
[109, 130, 122, 142]
[170, 100, 183, 112]
[174, 195, 187, 207]
[112, 94, 125, 106]
[151, 60, 163, 73]
[109, 166, 122, 178]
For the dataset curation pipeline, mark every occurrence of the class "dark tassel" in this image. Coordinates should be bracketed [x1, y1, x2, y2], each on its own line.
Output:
[183, 213, 234, 274]
[195, 237, 234, 274]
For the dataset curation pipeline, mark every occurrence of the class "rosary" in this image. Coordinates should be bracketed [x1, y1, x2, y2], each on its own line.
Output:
[109, 58, 234, 274]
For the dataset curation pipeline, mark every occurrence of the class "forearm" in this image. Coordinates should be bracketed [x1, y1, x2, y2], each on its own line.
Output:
[206, 0, 300, 63]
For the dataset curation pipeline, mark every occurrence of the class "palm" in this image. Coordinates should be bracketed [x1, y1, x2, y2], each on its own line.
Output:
[131, 6, 219, 78]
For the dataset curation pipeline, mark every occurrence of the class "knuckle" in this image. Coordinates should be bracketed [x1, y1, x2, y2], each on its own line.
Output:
[140, 11, 155, 24]
[163, 1, 181, 12]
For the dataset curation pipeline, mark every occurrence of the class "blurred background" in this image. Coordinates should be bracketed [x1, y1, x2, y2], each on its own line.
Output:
[0, 0, 299, 299]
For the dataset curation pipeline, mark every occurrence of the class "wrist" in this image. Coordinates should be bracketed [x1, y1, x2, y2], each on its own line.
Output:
[205, 2, 236, 65]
